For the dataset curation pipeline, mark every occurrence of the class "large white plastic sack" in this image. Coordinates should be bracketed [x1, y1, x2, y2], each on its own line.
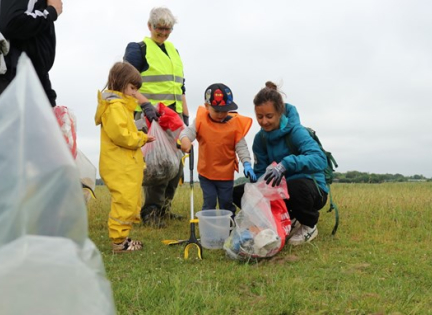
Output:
[76, 148, 97, 203]
[0, 54, 116, 314]
[0, 236, 114, 315]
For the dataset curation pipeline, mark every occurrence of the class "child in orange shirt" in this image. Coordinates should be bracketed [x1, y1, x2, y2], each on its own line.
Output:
[179, 83, 256, 215]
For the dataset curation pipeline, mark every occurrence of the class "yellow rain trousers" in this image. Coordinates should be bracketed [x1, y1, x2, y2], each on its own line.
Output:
[95, 90, 147, 243]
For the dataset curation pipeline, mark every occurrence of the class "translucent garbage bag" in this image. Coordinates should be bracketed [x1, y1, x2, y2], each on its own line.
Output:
[0, 54, 115, 314]
[141, 120, 180, 186]
[76, 149, 97, 204]
[0, 236, 114, 315]
[224, 164, 291, 260]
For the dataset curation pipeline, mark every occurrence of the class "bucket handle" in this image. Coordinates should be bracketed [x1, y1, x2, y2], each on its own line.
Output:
[196, 214, 235, 230]
[229, 217, 235, 230]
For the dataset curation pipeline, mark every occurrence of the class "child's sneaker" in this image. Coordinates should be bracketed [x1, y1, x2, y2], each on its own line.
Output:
[112, 238, 143, 253]
[287, 225, 318, 246]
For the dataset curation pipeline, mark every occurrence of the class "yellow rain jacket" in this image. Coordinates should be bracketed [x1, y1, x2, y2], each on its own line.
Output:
[95, 90, 148, 243]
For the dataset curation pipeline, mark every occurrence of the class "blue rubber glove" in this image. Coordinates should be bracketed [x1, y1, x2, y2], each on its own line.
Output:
[140, 102, 159, 122]
[264, 163, 286, 187]
[243, 161, 257, 182]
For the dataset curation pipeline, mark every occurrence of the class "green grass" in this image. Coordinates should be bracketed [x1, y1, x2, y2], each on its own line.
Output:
[87, 183, 432, 315]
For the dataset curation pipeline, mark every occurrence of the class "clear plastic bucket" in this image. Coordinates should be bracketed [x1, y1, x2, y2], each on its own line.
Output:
[196, 210, 233, 249]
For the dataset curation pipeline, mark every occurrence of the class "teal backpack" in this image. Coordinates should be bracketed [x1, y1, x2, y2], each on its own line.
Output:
[263, 127, 339, 235]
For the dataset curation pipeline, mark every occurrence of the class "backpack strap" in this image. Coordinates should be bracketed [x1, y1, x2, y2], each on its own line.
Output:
[138, 41, 146, 57]
[135, 41, 147, 73]
[328, 190, 339, 235]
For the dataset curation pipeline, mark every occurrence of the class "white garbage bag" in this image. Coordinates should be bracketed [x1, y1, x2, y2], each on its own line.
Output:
[0, 54, 116, 315]
[76, 149, 97, 203]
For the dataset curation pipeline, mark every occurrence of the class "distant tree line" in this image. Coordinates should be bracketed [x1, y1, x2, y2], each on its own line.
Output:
[334, 171, 430, 183]
[232, 171, 430, 185]
[96, 172, 430, 186]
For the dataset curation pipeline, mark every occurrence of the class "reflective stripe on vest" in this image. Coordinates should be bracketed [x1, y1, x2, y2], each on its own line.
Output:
[139, 37, 184, 113]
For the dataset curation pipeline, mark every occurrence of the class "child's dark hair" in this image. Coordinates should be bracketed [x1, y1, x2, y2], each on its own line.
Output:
[253, 81, 285, 115]
[106, 62, 142, 93]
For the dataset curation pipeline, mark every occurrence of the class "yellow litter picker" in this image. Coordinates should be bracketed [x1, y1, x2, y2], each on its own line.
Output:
[162, 145, 203, 259]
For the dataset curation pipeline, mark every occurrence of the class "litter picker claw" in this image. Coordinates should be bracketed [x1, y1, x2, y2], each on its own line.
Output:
[183, 146, 203, 259]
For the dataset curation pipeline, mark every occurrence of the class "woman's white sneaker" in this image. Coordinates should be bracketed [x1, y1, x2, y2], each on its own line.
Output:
[287, 225, 318, 246]
[288, 218, 301, 239]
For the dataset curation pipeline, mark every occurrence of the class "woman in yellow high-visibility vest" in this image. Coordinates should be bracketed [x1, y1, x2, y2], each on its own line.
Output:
[123, 7, 189, 228]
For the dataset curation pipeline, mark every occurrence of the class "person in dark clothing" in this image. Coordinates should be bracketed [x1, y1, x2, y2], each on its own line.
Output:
[123, 7, 189, 228]
[0, 0, 62, 106]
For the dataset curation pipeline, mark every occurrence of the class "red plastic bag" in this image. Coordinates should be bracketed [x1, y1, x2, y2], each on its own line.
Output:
[146, 103, 184, 132]
[53, 106, 77, 159]
[270, 199, 291, 250]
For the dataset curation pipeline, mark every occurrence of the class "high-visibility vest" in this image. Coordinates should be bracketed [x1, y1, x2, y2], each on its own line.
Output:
[138, 37, 184, 113]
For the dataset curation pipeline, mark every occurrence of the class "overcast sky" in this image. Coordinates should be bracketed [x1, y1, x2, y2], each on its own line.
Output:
[50, 0, 432, 178]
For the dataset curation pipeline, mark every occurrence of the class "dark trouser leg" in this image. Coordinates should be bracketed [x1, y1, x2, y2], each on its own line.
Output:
[199, 175, 218, 210]
[162, 160, 184, 219]
[141, 182, 167, 228]
[163, 160, 183, 206]
[200, 175, 236, 215]
[142, 182, 166, 218]
[142, 158, 184, 217]
[216, 180, 236, 214]
[38, 72, 57, 107]
[284, 178, 327, 227]
[232, 184, 245, 209]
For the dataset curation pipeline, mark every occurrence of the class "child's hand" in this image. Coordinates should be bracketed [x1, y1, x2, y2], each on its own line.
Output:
[180, 137, 191, 153]
[147, 135, 156, 143]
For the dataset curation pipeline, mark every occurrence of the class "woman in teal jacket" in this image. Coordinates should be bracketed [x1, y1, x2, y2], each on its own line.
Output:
[234, 81, 328, 246]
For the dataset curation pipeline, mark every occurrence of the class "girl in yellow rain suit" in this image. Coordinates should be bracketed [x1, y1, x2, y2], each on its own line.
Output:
[95, 62, 155, 253]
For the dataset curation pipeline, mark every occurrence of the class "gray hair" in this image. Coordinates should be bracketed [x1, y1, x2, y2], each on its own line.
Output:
[148, 7, 177, 27]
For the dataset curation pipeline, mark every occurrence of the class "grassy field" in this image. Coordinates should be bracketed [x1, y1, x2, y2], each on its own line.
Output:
[87, 182, 432, 315]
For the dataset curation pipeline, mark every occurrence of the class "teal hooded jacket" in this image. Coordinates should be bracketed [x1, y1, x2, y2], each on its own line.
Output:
[252, 103, 328, 193]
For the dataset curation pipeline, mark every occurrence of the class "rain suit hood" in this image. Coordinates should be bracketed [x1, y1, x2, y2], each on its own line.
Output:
[95, 90, 138, 125]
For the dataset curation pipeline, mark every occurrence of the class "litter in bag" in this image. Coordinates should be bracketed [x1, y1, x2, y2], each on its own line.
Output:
[224, 164, 291, 260]
[141, 120, 180, 186]
[0, 54, 115, 315]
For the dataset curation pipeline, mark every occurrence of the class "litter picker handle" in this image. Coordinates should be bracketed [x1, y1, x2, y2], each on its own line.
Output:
[189, 145, 194, 185]
[189, 145, 194, 171]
